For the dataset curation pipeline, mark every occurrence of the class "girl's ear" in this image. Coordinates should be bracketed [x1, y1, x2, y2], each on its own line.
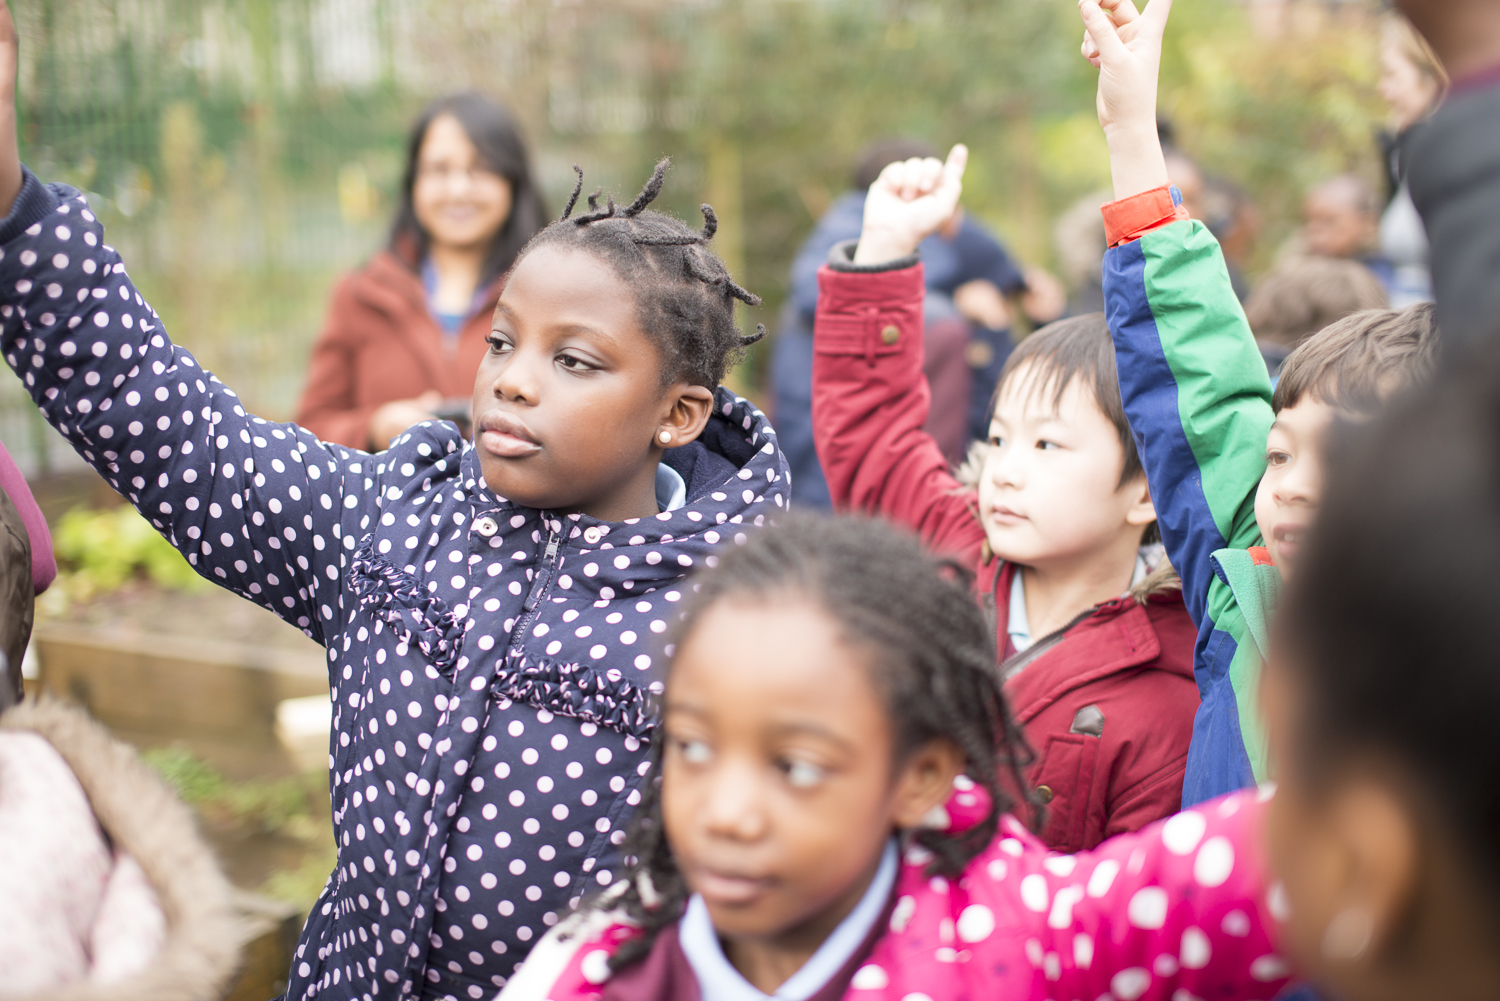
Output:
[890, 738, 966, 829]
[656, 384, 716, 448]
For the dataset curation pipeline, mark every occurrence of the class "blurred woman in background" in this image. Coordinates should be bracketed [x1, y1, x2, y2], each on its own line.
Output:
[1376, 14, 1447, 306]
[297, 93, 547, 449]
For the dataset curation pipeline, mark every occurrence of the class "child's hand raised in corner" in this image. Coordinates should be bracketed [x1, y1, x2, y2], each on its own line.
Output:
[0, 0, 18, 218]
[1077, 0, 1173, 200]
[853, 144, 968, 266]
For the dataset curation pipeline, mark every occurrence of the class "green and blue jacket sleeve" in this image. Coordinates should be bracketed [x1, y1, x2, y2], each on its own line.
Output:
[1103, 216, 1276, 805]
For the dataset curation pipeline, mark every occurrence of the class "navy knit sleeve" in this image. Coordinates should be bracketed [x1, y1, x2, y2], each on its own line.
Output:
[0, 170, 371, 646]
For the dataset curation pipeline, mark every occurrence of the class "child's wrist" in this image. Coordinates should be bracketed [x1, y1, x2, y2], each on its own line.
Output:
[852, 229, 919, 266]
[1103, 120, 1171, 202]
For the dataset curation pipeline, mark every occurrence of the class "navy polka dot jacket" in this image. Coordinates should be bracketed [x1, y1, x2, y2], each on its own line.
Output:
[0, 172, 790, 1001]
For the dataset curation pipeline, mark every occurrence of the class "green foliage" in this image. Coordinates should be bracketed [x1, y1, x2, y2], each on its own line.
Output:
[53, 505, 206, 595]
[143, 745, 335, 909]
[11, 0, 1386, 413]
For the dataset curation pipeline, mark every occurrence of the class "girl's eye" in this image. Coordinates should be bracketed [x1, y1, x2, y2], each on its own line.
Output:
[1036, 439, 1059, 451]
[676, 739, 712, 765]
[486, 335, 512, 353]
[988, 434, 1004, 448]
[1266, 449, 1290, 467]
[556, 353, 595, 372]
[781, 759, 826, 789]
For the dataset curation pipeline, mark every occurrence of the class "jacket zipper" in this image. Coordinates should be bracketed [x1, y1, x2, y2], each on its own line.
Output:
[508, 520, 561, 652]
[998, 605, 1098, 683]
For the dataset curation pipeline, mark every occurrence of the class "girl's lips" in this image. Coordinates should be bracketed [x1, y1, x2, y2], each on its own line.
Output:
[694, 868, 773, 907]
[481, 429, 541, 458]
[478, 413, 541, 458]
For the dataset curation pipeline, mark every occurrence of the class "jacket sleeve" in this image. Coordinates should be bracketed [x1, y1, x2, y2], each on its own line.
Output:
[0, 170, 375, 646]
[1103, 206, 1273, 628]
[295, 277, 379, 449]
[811, 247, 986, 559]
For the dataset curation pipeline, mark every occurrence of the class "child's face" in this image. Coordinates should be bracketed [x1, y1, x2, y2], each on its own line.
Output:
[661, 597, 958, 958]
[473, 245, 713, 522]
[979, 365, 1155, 570]
[1254, 397, 1336, 577]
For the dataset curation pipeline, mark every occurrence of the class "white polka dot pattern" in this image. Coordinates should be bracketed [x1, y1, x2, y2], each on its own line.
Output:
[0, 174, 790, 1001]
[530, 789, 1291, 1001]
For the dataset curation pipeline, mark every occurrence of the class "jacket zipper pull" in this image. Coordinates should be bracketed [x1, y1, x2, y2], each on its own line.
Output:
[522, 527, 561, 612]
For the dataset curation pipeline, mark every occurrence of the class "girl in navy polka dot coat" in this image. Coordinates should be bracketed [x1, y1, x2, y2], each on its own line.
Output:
[0, 141, 787, 1000]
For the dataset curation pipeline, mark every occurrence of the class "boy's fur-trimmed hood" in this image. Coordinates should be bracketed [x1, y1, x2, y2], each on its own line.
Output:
[0, 698, 240, 1001]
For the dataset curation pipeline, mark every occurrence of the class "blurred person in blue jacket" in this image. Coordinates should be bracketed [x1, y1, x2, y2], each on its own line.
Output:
[770, 138, 1064, 508]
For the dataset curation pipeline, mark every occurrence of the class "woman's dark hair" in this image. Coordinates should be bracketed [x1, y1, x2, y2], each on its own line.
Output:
[516, 159, 764, 389]
[1278, 346, 1500, 899]
[389, 92, 548, 289]
[601, 514, 1035, 969]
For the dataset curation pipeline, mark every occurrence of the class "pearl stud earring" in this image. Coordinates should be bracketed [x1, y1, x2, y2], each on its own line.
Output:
[659, 431, 673, 444]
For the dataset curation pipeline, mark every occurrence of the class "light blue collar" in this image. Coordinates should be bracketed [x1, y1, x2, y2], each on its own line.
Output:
[656, 462, 687, 513]
[1007, 554, 1151, 653]
[678, 839, 897, 1001]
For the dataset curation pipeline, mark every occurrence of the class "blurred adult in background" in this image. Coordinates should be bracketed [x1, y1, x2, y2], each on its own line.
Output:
[771, 138, 1064, 509]
[1377, 13, 1447, 307]
[297, 93, 548, 450]
[1300, 174, 1386, 274]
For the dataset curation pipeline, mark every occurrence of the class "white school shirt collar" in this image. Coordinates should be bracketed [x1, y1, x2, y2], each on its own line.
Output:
[1007, 553, 1150, 653]
[677, 839, 898, 1001]
[656, 462, 687, 512]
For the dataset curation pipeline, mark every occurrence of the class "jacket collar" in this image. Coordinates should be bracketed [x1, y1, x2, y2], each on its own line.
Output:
[1208, 546, 1281, 659]
[980, 557, 1190, 724]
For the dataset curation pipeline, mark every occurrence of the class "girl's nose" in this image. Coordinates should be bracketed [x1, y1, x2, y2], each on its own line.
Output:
[493, 352, 540, 404]
[701, 764, 769, 842]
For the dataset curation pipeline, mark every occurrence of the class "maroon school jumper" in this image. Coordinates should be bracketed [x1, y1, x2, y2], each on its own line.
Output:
[810, 243, 1199, 852]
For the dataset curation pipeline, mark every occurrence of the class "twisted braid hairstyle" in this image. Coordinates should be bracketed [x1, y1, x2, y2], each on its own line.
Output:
[518, 159, 764, 390]
[598, 514, 1037, 971]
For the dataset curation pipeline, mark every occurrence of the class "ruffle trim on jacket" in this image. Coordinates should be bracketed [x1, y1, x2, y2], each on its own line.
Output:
[350, 538, 463, 677]
[493, 654, 656, 740]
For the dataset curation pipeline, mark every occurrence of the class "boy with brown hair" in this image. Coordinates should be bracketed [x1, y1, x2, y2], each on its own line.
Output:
[1077, 0, 1438, 804]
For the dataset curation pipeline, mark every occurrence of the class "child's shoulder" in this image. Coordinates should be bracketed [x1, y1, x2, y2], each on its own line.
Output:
[855, 790, 1286, 1000]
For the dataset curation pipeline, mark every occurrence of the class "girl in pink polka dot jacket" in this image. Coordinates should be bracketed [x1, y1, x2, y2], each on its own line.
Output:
[498, 515, 1293, 1001]
[0, 16, 788, 995]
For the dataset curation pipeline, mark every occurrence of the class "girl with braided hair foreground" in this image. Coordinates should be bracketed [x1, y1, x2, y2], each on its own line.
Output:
[0, 6, 787, 988]
[500, 515, 1292, 1001]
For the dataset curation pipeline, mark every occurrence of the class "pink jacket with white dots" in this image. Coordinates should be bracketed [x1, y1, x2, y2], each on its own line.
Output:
[497, 788, 1293, 1001]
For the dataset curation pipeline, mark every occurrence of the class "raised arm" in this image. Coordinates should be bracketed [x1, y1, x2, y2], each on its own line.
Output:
[811, 147, 990, 558]
[0, 174, 387, 645]
[1081, 0, 1273, 623]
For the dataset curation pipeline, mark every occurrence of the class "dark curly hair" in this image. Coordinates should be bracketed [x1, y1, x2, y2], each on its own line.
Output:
[596, 513, 1037, 971]
[516, 159, 764, 389]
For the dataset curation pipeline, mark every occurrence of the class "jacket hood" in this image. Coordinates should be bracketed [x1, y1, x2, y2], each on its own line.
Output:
[0, 699, 239, 1001]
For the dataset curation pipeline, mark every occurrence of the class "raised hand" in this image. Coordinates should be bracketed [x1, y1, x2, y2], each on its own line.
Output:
[853, 144, 968, 266]
[0, 0, 17, 217]
[1077, 0, 1173, 199]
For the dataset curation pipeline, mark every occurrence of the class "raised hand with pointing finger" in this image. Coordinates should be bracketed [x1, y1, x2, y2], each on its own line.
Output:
[853, 144, 968, 266]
